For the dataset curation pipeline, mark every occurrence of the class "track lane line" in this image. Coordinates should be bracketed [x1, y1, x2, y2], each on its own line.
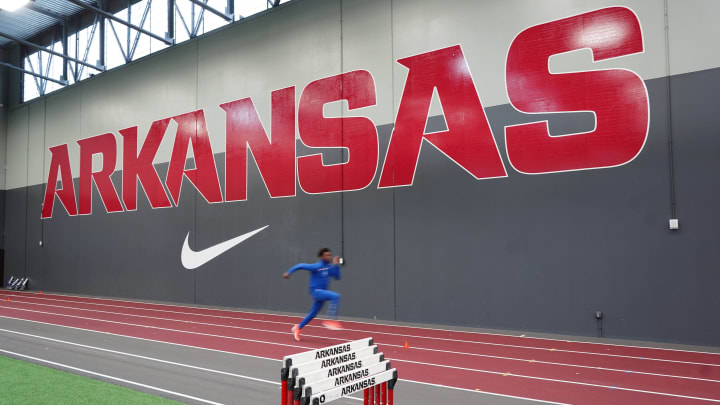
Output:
[0, 327, 282, 385]
[3, 299, 720, 384]
[0, 317, 561, 404]
[4, 293, 719, 370]
[2, 307, 719, 403]
[7, 291, 719, 361]
[0, 348, 224, 405]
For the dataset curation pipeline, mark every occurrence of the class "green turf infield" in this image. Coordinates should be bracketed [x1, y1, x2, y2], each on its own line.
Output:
[0, 354, 182, 404]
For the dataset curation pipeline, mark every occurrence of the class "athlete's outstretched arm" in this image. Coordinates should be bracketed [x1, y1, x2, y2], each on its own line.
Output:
[283, 263, 321, 279]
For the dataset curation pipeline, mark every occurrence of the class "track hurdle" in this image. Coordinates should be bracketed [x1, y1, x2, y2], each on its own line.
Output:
[308, 368, 397, 405]
[281, 338, 398, 405]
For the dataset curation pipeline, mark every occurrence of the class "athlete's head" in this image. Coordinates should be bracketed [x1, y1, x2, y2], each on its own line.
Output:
[318, 248, 332, 262]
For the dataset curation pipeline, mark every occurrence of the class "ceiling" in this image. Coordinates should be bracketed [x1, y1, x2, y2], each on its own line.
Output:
[0, 0, 95, 48]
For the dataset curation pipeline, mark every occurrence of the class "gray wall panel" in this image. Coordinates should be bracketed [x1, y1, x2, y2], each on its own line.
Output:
[0, 49, 6, 250]
[0, 47, 7, 193]
[30, 180, 79, 293]
[5, 106, 28, 190]
[24, 184, 44, 289]
[4, 188, 27, 278]
[0, 190, 5, 250]
[333, 124, 395, 321]
[660, 68, 720, 345]
[200, 143, 346, 313]
[6, 70, 720, 346]
[3, 0, 720, 347]
[75, 171, 197, 302]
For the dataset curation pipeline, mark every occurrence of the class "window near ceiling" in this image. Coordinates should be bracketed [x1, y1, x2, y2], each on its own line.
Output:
[22, 0, 292, 102]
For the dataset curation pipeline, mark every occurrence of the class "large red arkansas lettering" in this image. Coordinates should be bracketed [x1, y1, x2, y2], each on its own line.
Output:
[165, 110, 223, 205]
[40, 7, 648, 219]
[379, 45, 507, 188]
[221, 87, 296, 201]
[297, 70, 379, 194]
[41, 144, 78, 218]
[77, 133, 124, 215]
[120, 119, 173, 210]
[504, 6, 648, 174]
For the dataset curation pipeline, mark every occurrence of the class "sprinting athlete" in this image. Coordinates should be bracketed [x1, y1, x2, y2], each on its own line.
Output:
[283, 248, 343, 341]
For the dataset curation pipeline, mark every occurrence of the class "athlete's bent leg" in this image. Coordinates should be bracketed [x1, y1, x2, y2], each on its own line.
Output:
[299, 299, 325, 329]
[312, 289, 343, 330]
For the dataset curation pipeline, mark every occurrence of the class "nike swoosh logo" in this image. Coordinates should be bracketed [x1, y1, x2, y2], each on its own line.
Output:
[181, 225, 269, 269]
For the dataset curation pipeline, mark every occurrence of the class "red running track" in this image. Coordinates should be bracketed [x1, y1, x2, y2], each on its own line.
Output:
[0, 291, 719, 404]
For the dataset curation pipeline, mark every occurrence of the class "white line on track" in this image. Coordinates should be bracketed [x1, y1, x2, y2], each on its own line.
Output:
[7, 291, 720, 357]
[5, 294, 720, 369]
[389, 358, 720, 403]
[0, 327, 364, 403]
[0, 304, 316, 349]
[7, 300, 720, 384]
[0, 348, 224, 405]
[0, 314, 283, 361]
[0, 327, 281, 384]
[0, 319, 563, 405]
[405, 379, 569, 404]
[3, 300, 720, 384]
[1, 310, 719, 403]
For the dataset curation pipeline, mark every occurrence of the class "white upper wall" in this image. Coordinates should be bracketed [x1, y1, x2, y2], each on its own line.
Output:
[3, 0, 720, 190]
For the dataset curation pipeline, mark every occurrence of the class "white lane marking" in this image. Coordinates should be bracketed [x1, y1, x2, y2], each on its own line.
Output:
[0, 327, 363, 403]
[0, 318, 560, 404]
[6, 291, 720, 359]
[0, 348, 224, 405]
[389, 358, 720, 403]
[406, 379, 568, 405]
[0, 315, 600, 405]
[2, 310, 720, 403]
[0, 327, 279, 384]
[0, 314, 280, 361]
[5, 293, 720, 369]
[0, 304, 315, 350]
[4, 298, 720, 376]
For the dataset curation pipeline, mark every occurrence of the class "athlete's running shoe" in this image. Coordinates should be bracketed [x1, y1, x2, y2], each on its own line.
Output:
[322, 320, 344, 330]
[291, 325, 301, 341]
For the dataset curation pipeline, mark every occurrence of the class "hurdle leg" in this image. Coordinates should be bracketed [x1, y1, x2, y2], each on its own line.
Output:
[376, 384, 381, 404]
[281, 368, 289, 405]
[369, 384, 374, 404]
[286, 378, 294, 405]
[387, 370, 398, 405]
[364, 388, 369, 405]
[381, 382, 387, 405]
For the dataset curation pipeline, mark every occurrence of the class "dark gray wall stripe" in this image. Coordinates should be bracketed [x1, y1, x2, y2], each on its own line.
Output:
[4, 67, 720, 347]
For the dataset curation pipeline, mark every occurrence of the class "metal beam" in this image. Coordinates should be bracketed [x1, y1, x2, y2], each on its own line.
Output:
[98, 0, 105, 69]
[25, 49, 44, 95]
[26, 2, 67, 21]
[79, 15, 100, 78]
[129, 0, 152, 60]
[0, 61, 68, 86]
[187, 0, 231, 21]
[191, 4, 205, 37]
[226, 0, 233, 20]
[174, 1, 192, 38]
[0, 30, 103, 71]
[167, 0, 174, 40]
[65, 0, 174, 45]
[107, 19, 128, 62]
[60, 23, 68, 81]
